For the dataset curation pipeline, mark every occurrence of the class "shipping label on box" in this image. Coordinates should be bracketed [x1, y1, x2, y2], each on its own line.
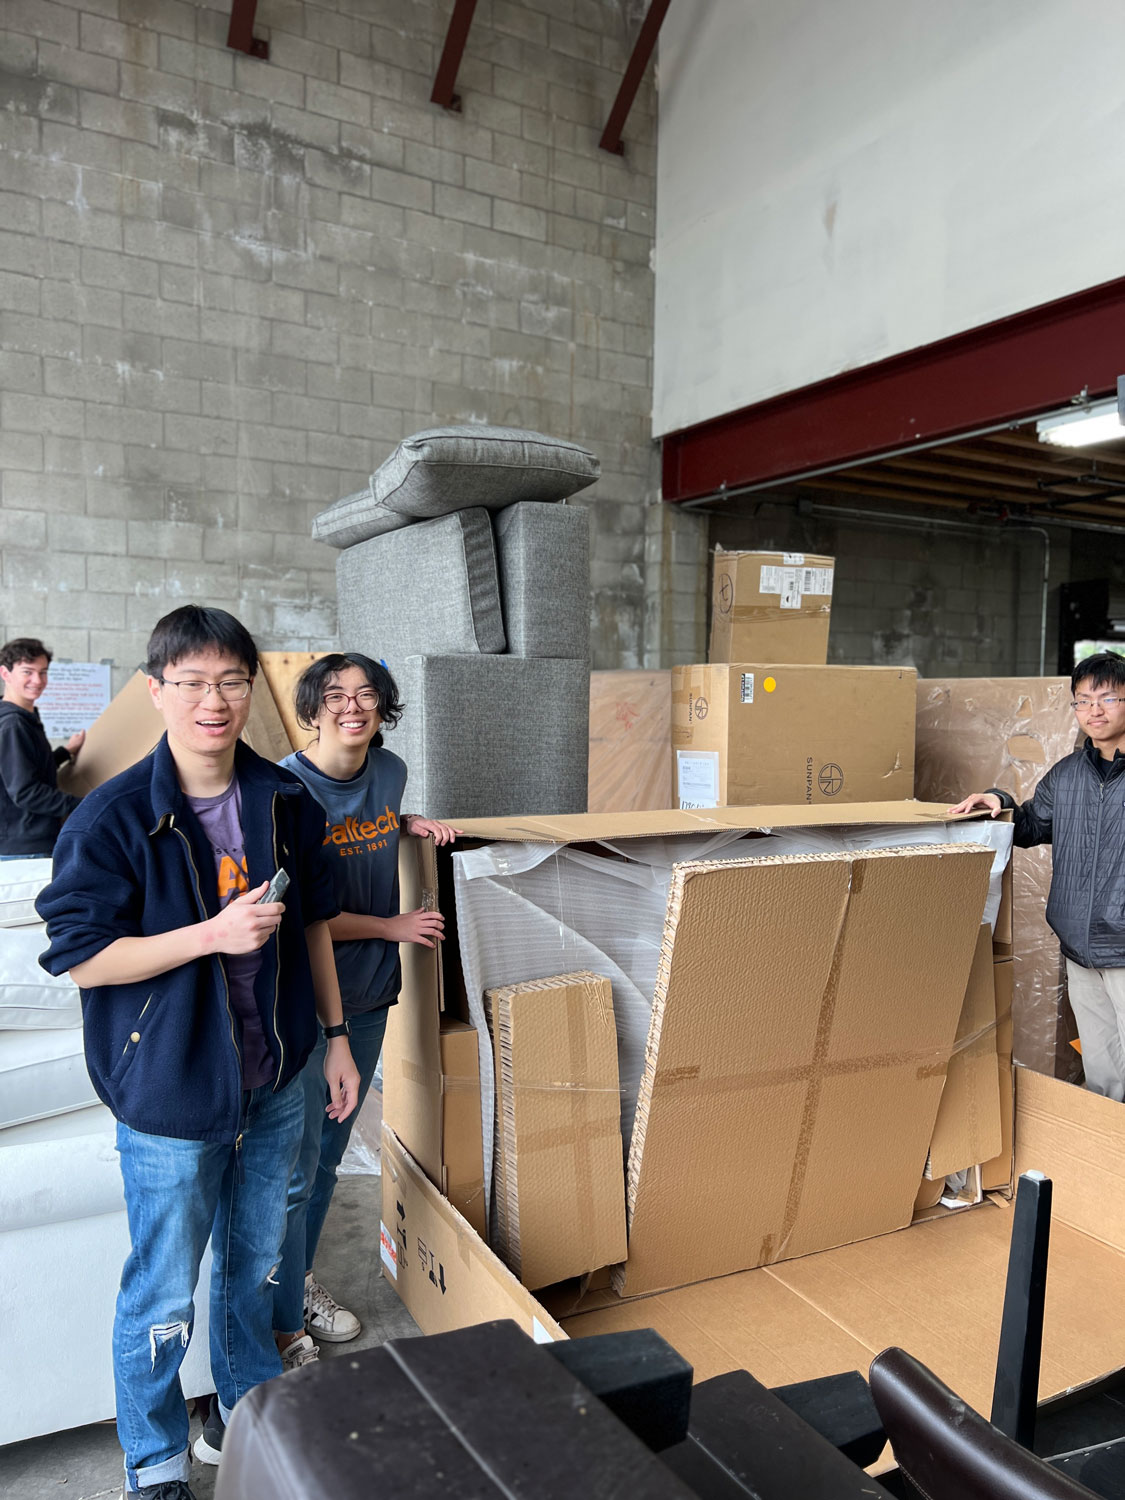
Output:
[710, 550, 834, 665]
[672, 663, 916, 807]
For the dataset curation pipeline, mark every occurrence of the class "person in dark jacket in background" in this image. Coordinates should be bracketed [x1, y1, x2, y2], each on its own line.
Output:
[0, 636, 84, 858]
[950, 650, 1125, 1102]
[36, 606, 360, 1500]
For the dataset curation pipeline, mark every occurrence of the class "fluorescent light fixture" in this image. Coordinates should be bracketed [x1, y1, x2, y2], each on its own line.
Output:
[1037, 398, 1125, 448]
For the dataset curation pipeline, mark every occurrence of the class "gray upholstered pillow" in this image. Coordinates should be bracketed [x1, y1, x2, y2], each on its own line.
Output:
[311, 427, 600, 549]
[494, 502, 590, 660]
[336, 508, 506, 660]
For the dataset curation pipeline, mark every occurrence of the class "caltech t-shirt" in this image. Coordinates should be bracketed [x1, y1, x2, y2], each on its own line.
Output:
[186, 778, 274, 1089]
[280, 747, 408, 1017]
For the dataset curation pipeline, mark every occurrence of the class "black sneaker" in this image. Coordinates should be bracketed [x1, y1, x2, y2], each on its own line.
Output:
[123, 1482, 198, 1499]
[192, 1403, 225, 1465]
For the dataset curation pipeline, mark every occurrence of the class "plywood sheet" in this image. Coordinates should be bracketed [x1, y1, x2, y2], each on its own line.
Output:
[588, 669, 673, 814]
[258, 650, 325, 754]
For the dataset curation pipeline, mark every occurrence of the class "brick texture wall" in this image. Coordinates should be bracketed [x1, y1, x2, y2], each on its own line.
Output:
[0, 0, 659, 686]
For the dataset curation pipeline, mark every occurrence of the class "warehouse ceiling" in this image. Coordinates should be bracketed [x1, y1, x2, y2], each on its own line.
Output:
[790, 421, 1125, 527]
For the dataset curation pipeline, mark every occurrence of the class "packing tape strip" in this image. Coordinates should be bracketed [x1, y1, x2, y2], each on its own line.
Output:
[727, 603, 831, 622]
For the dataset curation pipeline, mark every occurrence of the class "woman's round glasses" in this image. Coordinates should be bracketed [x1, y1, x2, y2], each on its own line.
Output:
[322, 689, 379, 714]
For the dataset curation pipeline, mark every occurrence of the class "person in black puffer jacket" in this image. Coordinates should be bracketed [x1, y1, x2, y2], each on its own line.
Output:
[0, 636, 84, 857]
[951, 650, 1125, 1102]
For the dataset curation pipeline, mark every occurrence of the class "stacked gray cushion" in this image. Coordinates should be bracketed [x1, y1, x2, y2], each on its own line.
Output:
[337, 509, 506, 659]
[494, 502, 590, 660]
[312, 426, 600, 549]
[387, 656, 590, 820]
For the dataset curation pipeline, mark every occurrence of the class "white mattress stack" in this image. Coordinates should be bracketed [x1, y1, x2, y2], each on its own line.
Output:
[0, 859, 109, 1145]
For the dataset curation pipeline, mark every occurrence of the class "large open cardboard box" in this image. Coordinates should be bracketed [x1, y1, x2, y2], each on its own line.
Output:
[373, 802, 1117, 1419]
[382, 1070, 1125, 1421]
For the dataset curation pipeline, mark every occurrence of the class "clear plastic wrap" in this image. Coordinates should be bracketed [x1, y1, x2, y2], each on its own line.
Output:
[454, 819, 1012, 1210]
[914, 678, 1080, 1082]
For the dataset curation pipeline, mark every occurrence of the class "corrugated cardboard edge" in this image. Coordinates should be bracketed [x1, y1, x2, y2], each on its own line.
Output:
[924, 925, 1003, 1180]
[450, 801, 991, 845]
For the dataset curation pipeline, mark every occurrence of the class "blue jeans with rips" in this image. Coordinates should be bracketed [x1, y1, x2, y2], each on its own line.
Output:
[113, 1077, 304, 1491]
[273, 1006, 389, 1334]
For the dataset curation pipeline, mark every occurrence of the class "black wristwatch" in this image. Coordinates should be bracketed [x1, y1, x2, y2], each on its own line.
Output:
[323, 1021, 350, 1040]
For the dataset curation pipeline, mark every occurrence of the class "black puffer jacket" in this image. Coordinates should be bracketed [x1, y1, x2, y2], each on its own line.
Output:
[0, 700, 80, 855]
[993, 740, 1125, 968]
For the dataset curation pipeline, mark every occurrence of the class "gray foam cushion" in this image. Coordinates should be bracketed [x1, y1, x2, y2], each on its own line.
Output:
[494, 501, 590, 660]
[337, 509, 506, 660]
[385, 655, 590, 821]
[311, 426, 600, 549]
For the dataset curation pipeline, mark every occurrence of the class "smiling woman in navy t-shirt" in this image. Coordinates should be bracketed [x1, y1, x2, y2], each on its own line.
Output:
[272, 651, 458, 1368]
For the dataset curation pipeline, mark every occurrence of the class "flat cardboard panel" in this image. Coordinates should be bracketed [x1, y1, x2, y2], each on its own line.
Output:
[1014, 1067, 1125, 1255]
[258, 651, 325, 755]
[926, 926, 1003, 1179]
[619, 844, 995, 1296]
[57, 670, 161, 795]
[709, 551, 834, 666]
[439, 1019, 485, 1239]
[982, 960, 1015, 1192]
[486, 973, 626, 1289]
[671, 664, 916, 808]
[382, 835, 444, 1185]
[451, 800, 989, 846]
[588, 670, 673, 814]
[914, 677, 1078, 1080]
[381, 1125, 564, 1343]
[240, 671, 293, 764]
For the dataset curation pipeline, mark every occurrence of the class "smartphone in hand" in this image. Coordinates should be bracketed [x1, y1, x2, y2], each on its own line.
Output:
[258, 869, 290, 904]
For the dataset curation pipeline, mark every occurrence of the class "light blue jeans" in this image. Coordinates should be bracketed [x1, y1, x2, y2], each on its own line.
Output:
[113, 1078, 304, 1490]
[273, 1007, 389, 1334]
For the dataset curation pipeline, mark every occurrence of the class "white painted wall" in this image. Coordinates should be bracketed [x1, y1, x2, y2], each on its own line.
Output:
[654, 0, 1125, 437]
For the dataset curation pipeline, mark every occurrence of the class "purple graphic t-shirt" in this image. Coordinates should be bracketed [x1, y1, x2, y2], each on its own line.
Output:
[187, 779, 274, 1090]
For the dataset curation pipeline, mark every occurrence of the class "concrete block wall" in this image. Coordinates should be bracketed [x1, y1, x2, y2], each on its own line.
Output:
[0, 0, 659, 687]
[710, 496, 1076, 679]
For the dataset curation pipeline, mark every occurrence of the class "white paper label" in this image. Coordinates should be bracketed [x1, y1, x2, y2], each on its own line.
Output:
[740, 672, 754, 704]
[532, 1317, 556, 1344]
[379, 1220, 398, 1279]
[782, 552, 805, 565]
[677, 750, 720, 809]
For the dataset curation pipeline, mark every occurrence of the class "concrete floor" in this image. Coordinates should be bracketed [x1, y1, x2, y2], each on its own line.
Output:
[0, 1172, 419, 1499]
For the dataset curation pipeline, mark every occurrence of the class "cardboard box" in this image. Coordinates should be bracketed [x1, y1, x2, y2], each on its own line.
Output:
[925, 927, 1003, 1181]
[588, 670, 673, 814]
[438, 1019, 486, 1239]
[381, 1067, 1125, 1418]
[672, 664, 916, 808]
[619, 843, 993, 1296]
[485, 973, 626, 1290]
[982, 959, 1015, 1192]
[914, 678, 1079, 1081]
[709, 550, 834, 665]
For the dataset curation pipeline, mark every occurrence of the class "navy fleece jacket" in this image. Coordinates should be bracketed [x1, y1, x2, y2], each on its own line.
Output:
[36, 735, 338, 1142]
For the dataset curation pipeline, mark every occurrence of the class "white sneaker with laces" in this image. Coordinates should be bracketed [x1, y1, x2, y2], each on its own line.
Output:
[304, 1271, 361, 1343]
[280, 1333, 320, 1373]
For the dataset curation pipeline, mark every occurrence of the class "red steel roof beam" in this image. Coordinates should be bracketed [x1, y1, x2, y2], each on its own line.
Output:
[431, 0, 480, 113]
[227, 0, 268, 58]
[600, 0, 671, 155]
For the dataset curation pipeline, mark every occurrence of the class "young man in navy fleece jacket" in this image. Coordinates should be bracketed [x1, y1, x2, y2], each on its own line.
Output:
[37, 606, 360, 1500]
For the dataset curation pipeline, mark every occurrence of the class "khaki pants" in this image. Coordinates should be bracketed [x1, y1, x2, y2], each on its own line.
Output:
[1065, 960, 1125, 1102]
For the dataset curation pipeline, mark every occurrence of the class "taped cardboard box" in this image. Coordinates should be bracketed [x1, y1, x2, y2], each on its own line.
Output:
[672, 664, 916, 808]
[381, 1067, 1125, 1421]
[485, 972, 626, 1290]
[914, 677, 1079, 1081]
[708, 550, 834, 665]
[588, 670, 673, 814]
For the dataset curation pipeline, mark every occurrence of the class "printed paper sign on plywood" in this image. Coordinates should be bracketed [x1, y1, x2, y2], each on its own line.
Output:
[618, 843, 994, 1297]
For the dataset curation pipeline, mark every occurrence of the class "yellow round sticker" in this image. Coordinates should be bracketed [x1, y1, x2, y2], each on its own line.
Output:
[763, 676, 777, 692]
